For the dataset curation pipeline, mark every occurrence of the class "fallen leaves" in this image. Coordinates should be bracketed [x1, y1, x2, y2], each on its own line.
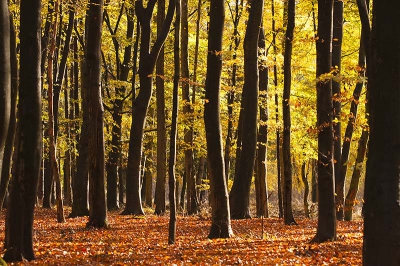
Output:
[0, 208, 363, 265]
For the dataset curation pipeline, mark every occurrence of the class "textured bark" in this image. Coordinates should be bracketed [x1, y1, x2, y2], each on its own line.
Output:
[123, 0, 174, 215]
[3, 0, 42, 260]
[168, 0, 180, 243]
[85, 0, 108, 228]
[205, 0, 233, 238]
[229, 0, 263, 220]
[362, 1, 400, 264]
[344, 130, 368, 221]
[0, 15, 17, 209]
[255, 26, 269, 218]
[281, 0, 297, 225]
[313, 0, 336, 243]
[0, 0, 10, 193]
[154, 0, 167, 215]
[332, 0, 344, 221]
[301, 162, 310, 218]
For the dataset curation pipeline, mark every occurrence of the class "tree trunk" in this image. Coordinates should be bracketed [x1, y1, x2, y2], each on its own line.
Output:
[344, 130, 368, 221]
[282, 0, 297, 225]
[124, 0, 175, 215]
[168, 0, 180, 243]
[154, 0, 167, 215]
[332, 0, 344, 221]
[229, 0, 263, 220]
[205, 0, 233, 238]
[362, 1, 400, 264]
[85, 0, 108, 228]
[255, 26, 269, 218]
[313, 0, 336, 243]
[4, 0, 42, 260]
[311, 158, 318, 203]
[0, 12, 17, 210]
[301, 162, 310, 218]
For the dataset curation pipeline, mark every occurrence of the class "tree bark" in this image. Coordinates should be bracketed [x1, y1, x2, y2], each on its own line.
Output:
[313, 0, 336, 243]
[4, 0, 42, 260]
[362, 1, 400, 264]
[301, 162, 310, 218]
[332, 0, 344, 221]
[205, 0, 233, 238]
[123, 0, 175, 215]
[229, 0, 264, 220]
[85, 0, 108, 228]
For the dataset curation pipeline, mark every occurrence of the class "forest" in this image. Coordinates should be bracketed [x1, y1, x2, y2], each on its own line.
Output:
[0, 0, 399, 264]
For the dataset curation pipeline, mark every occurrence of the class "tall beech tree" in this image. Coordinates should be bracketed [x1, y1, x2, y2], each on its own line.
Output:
[313, 0, 336, 243]
[332, 0, 344, 221]
[229, 0, 264, 219]
[362, 0, 400, 264]
[205, 0, 233, 238]
[0, 0, 11, 190]
[4, 0, 42, 261]
[255, 26, 269, 218]
[0, 13, 17, 210]
[123, 0, 175, 215]
[84, 0, 108, 228]
[154, 0, 167, 215]
[281, 0, 297, 225]
[168, 0, 180, 243]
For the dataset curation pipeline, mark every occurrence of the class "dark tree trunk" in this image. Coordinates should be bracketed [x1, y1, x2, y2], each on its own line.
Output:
[311, 158, 318, 203]
[332, 0, 344, 221]
[255, 26, 269, 218]
[344, 130, 368, 221]
[362, 1, 400, 264]
[205, 0, 233, 238]
[3, 0, 42, 261]
[168, 0, 180, 243]
[181, 0, 198, 215]
[272, 0, 283, 219]
[313, 0, 336, 243]
[281, 0, 297, 226]
[229, 0, 263, 220]
[154, 0, 167, 216]
[64, 75, 72, 206]
[0, 0, 10, 190]
[301, 162, 310, 218]
[85, 0, 108, 228]
[123, 0, 175, 215]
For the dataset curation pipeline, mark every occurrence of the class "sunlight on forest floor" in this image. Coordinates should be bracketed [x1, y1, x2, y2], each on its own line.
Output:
[0, 207, 362, 265]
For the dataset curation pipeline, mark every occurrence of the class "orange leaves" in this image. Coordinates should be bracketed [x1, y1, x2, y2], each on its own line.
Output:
[0, 208, 363, 265]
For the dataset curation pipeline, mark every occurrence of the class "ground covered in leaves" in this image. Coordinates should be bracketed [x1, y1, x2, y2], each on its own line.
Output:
[0, 207, 363, 265]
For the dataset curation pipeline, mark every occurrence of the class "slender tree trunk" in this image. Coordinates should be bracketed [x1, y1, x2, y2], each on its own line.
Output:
[344, 130, 368, 221]
[313, 0, 336, 243]
[168, 0, 180, 243]
[332, 0, 344, 221]
[85, 0, 108, 228]
[255, 26, 269, 218]
[4, 0, 42, 260]
[311, 158, 318, 203]
[301, 162, 310, 218]
[362, 1, 400, 264]
[229, 0, 264, 220]
[124, 0, 175, 215]
[154, 0, 167, 215]
[282, 0, 297, 225]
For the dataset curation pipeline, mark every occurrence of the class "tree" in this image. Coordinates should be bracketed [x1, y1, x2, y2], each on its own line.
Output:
[362, 0, 400, 264]
[281, 0, 297, 225]
[154, 0, 167, 215]
[123, 0, 175, 215]
[229, 0, 264, 219]
[4, 0, 42, 260]
[255, 26, 269, 218]
[168, 0, 180, 244]
[85, 0, 108, 228]
[332, 0, 344, 221]
[0, 0, 11, 200]
[313, 0, 336, 243]
[205, 0, 233, 238]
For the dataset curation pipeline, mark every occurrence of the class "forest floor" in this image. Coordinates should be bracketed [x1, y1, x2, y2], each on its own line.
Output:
[0, 207, 363, 265]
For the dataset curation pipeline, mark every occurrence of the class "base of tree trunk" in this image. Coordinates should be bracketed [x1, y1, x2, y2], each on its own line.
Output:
[3, 247, 35, 262]
[230, 212, 251, 220]
[310, 233, 336, 243]
[86, 219, 109, 229]
[68, 209, 89, 218]
[120, 208, 145, 216]
[208, 223, 233, 239]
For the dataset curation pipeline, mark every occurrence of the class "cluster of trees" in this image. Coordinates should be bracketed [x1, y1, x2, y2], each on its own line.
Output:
[0, 0, 398, 264]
